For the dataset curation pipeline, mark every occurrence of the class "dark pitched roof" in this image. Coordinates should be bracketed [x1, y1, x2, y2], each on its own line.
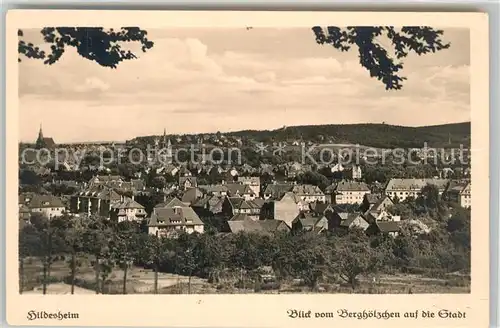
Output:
[191, 196, 211, 208]
[335, 181, 370, 192]
[148, 206, 204, 227]
[78, 185, 122, 201]
[263, 184, 294, 199]
[376, 221, 401, 233]
[229, 213, 252, 221]
[292, 184, 324, 195]
[29, 194, 65, 209]
[181, 187, 203, 204]
[19, 192, 36, 205]
[225, 183, 254, 196]
[385, 178, 449, 192]
[340, 213, 367, 227]
[228, 197, 253, 210]
[198, 185, 228, 194]
[43, 137, 56, 148]
[227, 218, 289, 234]
[370, 196, 394, 212]
[155, 197, 187, 209]
[179, 176, 198, 186]
[294, 212, 327, 229]
[247, 198, 265, 209]
[111, 197, 145, 210]
[309, 202, 332, 214]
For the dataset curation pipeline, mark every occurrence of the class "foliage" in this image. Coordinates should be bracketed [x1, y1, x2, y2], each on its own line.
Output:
[19, 197, 471, 292]
[18, 27, 154, 68]
[19, 25, 452, 92]
[294, 171, 330, 192]
[312, 26, 450, 90]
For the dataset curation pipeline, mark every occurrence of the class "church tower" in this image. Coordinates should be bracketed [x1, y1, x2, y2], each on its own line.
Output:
[159, 128, 173, 164]
[35, 124, 45, 149]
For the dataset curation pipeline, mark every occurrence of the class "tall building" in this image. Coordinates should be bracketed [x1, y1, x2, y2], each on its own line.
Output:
[35, 124, 56, 150]
[159, 128, 173, 164]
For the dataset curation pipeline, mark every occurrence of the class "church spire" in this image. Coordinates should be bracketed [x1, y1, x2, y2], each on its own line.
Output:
[38, 123, 44, 139]
[35, 123, 45, 149]
[162, 127, 167, 148]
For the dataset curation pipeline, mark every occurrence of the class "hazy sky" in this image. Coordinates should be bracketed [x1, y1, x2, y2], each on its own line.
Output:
[19, 27, 470, 143]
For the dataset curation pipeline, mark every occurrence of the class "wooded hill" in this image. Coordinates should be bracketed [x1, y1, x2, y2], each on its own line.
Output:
[227, 122, 471, 149]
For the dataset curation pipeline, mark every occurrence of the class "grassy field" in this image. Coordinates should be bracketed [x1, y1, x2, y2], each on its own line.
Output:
[20, 257, 470, 295]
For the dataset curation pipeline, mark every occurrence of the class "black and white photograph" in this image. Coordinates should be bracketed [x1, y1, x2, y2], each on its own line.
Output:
[6, 10, 490, 328]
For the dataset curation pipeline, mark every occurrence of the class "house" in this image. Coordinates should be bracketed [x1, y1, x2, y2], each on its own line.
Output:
[309, 202, 336, 222]
[361, 194, 394, 216]
[445, 180, 471, 208]
[156, 164, 179, 176]
[179, 176, 198, 191]
[285, 162, 305, 178]
[89, 175, 123, 186]
[338, 213, 370, 231]
[191, 195, 225, 217]
[227, 216, 290, 234]
[331, 181, 371, 205]
[207, 196, 225, 215]
[29, 194, 66, 219]
[198, 185, 229, 197]
[291, 184, 326, 203]
[110, 197, 147, 222]
[366, 221, 401, 237]
[439, 167, 455, 179]
[154, 197, 189, 212]
[263, 183, 294, 200]
[291, 212, 328, 233]
[360, 194, 380, 212]
[221, 197, 263, 219]
[365, 210, 401, 224]
[19, 204, 32, 226]
[272, 192, 301, 227]
[330, 163, 344, 173]
[19, 192, 36, 206]
[385, 178, 449, 202]
[239, 164, 256, 175]
[229, 213, 255, 222]
[181, 187, 204, 205]
[224, 183, 256, 200]
[237, 176, 261, 196]
[350, 165, 362, 180]
[147, 206, 204, 238]
[71, 185, 122, 218]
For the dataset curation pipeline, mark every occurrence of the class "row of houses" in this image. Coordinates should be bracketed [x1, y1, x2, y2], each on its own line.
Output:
[18, 175, 470, 238]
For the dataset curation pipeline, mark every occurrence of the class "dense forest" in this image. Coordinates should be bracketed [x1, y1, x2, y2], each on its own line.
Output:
[130, 122, 470, 150]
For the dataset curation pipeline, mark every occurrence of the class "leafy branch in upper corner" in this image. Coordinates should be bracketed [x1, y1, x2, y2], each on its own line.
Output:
[311, 26, 451, 90]
[18, 26, 449, 89]
[18, 27, 154, 68]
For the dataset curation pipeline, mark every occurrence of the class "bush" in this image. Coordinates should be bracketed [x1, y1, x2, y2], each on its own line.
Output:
[445, 276, 470, 287]
[253, 281, 262, 292]
[261, 282, 280, 291]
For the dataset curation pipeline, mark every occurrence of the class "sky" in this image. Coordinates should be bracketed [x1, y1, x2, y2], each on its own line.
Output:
[19, 27, 470, 143]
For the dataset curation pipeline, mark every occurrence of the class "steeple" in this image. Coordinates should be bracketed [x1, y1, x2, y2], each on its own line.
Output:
[35, 123, 45, 148]
[162, 127, 167, 148]
[38, 123, 44, 139]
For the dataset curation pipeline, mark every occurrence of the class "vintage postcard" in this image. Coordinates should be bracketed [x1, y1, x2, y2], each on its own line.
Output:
[5, 10, 489, 327]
